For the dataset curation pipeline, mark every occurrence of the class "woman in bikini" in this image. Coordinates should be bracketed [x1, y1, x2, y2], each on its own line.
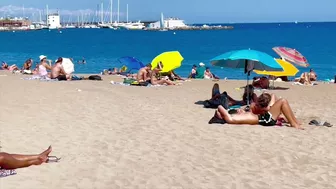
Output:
[209, 93, 303, 130]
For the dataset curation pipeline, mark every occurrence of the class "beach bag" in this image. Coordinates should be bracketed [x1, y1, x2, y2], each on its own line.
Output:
[88, 75, 102, 80]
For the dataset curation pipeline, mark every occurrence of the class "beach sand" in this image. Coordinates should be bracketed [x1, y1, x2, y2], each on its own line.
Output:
[0, 71, 336, 189]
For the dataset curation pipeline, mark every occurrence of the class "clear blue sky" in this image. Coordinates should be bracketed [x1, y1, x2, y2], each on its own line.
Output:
[0, 0, 335, 23]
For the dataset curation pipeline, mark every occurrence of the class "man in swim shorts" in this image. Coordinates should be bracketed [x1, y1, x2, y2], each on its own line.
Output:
[51, 57, 71, 81]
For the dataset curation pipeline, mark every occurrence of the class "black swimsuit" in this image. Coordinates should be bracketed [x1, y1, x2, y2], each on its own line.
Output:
[258, 112, 277, 126]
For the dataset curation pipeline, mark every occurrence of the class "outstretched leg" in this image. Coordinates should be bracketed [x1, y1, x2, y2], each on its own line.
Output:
[268, 99, 303, 129]
[0, 146, 52, 169]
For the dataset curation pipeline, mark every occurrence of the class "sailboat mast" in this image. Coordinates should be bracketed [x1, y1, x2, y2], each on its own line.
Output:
[117, 0, 120, 23]
[101, 2, 104, 23]
[126, 4, 128, 23]
[22, 5, 25, 18]
[110, 0, 113, 23]
[39, 10, 42, 23]
[46, 5, 49, 26]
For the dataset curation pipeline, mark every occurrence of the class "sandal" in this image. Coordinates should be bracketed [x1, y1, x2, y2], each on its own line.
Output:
[309, 119, 333, 127]
[46, 156, 61, 163]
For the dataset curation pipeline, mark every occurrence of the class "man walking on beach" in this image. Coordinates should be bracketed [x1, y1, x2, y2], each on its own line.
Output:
[51, 57, 71, 81]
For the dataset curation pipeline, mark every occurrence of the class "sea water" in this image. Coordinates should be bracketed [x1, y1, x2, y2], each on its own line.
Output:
[1, 22, 336, 80]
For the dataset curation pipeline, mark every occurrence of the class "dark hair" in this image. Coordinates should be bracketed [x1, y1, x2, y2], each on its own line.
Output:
[146, 63, 152, 68]
[193, 64, 197, 67]
[206, 67, 209, 69]
[56, 57, 63, 63]
[257, 93, 271, 108]
[25, 58, 32, 64]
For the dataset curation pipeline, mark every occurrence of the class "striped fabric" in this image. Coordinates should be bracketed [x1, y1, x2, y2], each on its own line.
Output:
[272, 47, 309, 67]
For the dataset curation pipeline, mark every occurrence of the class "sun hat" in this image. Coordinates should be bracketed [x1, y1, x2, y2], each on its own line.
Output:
[39, 55, 47, 61]
[199, 62, 205, 66]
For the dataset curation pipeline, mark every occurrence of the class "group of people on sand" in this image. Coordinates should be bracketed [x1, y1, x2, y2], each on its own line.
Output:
[1, 55, 72, 81]
[188, 62, 220, 80]
[136, 62, 183, 86]
[206, 83, 305, 130]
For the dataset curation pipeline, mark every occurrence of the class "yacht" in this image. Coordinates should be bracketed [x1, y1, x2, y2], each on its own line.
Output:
[120, 21, 145, 30]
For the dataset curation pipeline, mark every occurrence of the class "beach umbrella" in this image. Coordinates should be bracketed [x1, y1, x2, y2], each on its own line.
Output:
[254, 58, 299, 77]
[210, 49, 282, 106]
[117, 56, 145, 73]
[151, 51, 183, 73]
[254, 58, 299, 88]
[272, 47, 309, 67]
[61, 58, 74, 74]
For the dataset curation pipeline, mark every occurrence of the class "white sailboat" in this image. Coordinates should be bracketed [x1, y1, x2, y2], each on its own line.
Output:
[159, 12, 168, 31]
[120, 4, 145, 30]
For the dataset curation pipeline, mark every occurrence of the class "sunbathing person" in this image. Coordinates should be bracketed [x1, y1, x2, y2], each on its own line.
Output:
[1, 62, 19, 72]
[209, 93, 303, 129]
[137, 64, 152, 82]
[205, 84, 258, 109]
[150, 62, 175, 85]
[50, 57, 71, 81]
[22, 58, 33, 72]
[0, 146, 59, 170]
[162, 70, 184, 81]
[252, 76, 269, 89]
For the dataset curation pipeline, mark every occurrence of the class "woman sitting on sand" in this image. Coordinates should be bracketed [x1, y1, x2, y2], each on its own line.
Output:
[209, 93, 304, 130]
[295, 69, 317, 85]
[0, 146, 60, 170]
[150, 62, 175, 86]
[38, 56, 52, 78]
[22, 58, 33, 73]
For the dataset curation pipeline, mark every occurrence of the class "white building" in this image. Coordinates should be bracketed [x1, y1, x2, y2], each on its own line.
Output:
[148, 18, 187, 29]
[48, 14, 61, 29]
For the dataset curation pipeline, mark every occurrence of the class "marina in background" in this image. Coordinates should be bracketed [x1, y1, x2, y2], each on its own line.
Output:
[0, 1, 234, 31]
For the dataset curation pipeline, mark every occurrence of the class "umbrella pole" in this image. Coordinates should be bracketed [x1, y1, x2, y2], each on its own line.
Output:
[246, 73, 249, 106]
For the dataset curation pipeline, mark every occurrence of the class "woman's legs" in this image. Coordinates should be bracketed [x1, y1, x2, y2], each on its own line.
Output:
[0, 146, 52, 169]
[216, 105, 259, 125]
[268, 99, 303, 129]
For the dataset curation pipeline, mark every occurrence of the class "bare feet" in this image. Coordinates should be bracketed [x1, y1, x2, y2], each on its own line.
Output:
[36, 146, 52, 165]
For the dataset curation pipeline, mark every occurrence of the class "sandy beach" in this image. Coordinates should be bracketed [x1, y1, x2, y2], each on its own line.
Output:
[1, 71, 336, 189]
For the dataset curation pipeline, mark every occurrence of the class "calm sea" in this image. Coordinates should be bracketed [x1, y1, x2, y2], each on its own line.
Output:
[1, 22, 336, 80]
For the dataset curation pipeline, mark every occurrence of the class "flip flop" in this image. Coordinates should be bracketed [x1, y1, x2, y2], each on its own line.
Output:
[309, 120, 333, 127]
[46, 156, 61, 163]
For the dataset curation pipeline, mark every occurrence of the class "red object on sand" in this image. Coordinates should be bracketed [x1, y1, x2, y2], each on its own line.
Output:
[272, 47, 309, 67]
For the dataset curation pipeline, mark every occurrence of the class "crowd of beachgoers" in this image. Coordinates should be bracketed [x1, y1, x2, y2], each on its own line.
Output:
[0, 54, 334, 178]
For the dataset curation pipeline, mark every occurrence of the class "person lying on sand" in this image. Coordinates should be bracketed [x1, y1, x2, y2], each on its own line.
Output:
[1, 62, 19, 72]
[206, 84, 258, 109]
[137, 64, 152, 82]
[0, 146, 60, 170]
[161, 70, 184, 81]
[51, 57, 71, 81]
[209, 93, 304, 130]
[150, 62, 176, 86]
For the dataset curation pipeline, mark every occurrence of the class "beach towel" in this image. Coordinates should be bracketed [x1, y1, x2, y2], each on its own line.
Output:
[111, 81, 163, 87]
[0, 169, 17, 178]
[22, 76, 58, 82]
[292, 82, 317, 86]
